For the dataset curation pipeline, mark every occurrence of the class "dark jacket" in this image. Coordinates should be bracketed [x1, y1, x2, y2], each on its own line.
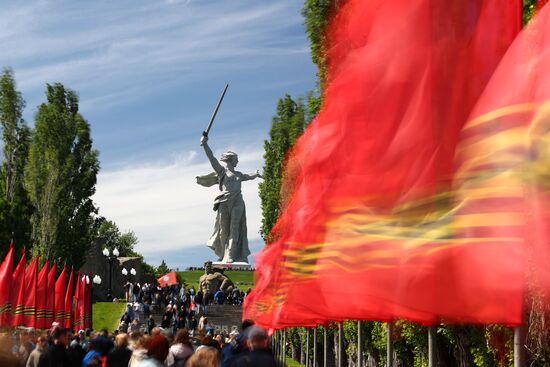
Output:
[38, 344, 69, 367]
[66, 344, 85, 367]
[230, 349, 278, 367]
[106, 346, 132, 367]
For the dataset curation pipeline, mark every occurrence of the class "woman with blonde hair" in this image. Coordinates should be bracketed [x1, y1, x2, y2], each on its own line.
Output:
[185, 347, 219, 367]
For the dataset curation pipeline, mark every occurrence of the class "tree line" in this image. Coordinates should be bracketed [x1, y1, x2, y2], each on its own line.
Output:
[0, 68, 142, 270]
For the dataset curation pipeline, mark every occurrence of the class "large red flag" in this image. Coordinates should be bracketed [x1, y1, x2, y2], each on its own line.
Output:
[245, 0, 523, 328]
[0, 245, 13, 327]
[12, 249, 26, 327]
[22, 257, 38, 328]
[73, 272, 81, 332]
[64, 268, 74, 329]
[55, 266, 66, 324]
[36, 261, 48, 329]
[46, 263, 56, 327]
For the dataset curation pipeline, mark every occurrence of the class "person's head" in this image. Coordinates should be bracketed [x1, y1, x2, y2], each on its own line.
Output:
[220, 151, 238, 168]
[186, 347, 219, 367]
[204, 261, 213, 274]
[100, 329, 108, 337]
[146, 334, 169, 362]
[52, 326, 68, 346]
[241, 320, 254, 331]
[246, 326, 269, 351]
[151, 327, 162, 336]
[174, 329, 191, 347]
[201, 334, 213, 346]
[115, 333, 129, 348]
[36, 336, 47, 349]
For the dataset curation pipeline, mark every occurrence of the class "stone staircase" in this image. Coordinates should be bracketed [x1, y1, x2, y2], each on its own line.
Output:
[149, 304, 243, 335]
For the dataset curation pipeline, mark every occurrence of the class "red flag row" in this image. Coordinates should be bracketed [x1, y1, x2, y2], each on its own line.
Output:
[0, 245, 92, 331]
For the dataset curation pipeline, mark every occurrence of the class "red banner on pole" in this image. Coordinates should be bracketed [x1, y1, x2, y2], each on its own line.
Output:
[64, 268, 74, 330]
[0, 245, 13, 327]
[36, 261, 48, 329]
[46, 263, 56, 327]
[12, 249, 26, 327]
[157, 271, 178, 287]
[55, 266, 66, 324]
[22, 258, 38, 328]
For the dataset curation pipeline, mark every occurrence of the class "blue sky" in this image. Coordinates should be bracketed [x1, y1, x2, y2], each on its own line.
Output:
[1, 0, 317, 268]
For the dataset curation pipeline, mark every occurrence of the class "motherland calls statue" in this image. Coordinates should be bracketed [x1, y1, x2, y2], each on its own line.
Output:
[196, 135, 261, 263]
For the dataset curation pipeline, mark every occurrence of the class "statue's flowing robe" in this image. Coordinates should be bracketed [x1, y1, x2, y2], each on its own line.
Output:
[196, 170, 250, 262]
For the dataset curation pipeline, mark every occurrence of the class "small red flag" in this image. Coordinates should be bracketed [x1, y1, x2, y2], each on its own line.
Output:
[0, 245, 13, 327]
[12, 249, 26, 327]
[79, 276, 87, 330]
[55, 266, 66, 324]
[64, 268, 74, 329]
[46, 263, 56, 327]
[36, 261, 48, 329]
[157, 271, 177, 287]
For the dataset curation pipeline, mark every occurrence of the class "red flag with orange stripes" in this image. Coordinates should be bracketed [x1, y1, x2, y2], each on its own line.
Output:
[36, 261, 49, 329]
[0, 245, 13, 327]
[12, 249, 26, 327]
[55, 266, 66, 324]
[244, 0, 525, 328]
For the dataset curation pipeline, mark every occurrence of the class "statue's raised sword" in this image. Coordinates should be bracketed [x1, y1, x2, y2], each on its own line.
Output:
[203, 83, 229, 138]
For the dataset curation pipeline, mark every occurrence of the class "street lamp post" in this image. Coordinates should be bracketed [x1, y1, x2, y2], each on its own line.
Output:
[102, 247, 119, 301]
[91, 275, 101, 328]
[122, 267, 138, 302]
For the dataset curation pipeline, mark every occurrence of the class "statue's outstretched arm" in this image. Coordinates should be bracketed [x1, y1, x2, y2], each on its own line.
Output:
[242, 170, 262, 181]
[200, 136, 223, 174]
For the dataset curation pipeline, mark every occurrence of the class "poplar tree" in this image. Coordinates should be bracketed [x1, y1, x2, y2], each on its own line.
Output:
[259, 95, 306, 240]
[0, 68, 32, 255]
[25, 83, 99, 268]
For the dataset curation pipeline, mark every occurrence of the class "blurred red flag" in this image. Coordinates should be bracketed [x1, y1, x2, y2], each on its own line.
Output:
[54, 266, 66, 324]
[12, 249, 26, 327]
[46, 263, 56, 327]
[22, 258, 38, 328]
[73, 272, 81, 332]
[0, 245, 13, 327]
[36, 261, 49, 329]
[157, 272, 178, 287]
[245, 0, 523, 328]
[64, 268, 74, 329]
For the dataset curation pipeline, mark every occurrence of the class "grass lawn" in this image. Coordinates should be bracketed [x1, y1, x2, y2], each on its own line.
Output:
[92, 302, 126, 332]
[286, 358, 306, 367]
[177, 270, 254, 291]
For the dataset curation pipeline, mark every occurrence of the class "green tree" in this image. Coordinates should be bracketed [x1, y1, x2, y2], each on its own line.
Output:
[25, 83, 99, 268]
[156, 260, 170, 276]
[0, 68, 32, 256]
[259, 95, 306, 240]
[96, 219, 139, 257]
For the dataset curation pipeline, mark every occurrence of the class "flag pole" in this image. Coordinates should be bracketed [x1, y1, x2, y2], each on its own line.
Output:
[323, 326, 328, 367]
[428, 326, 437, 367]
[283, 329, 287, 366]
[306, 328, 310, 366]
[358, 321, 363, 367]
[313, 327, 317, 367]
[387, 322, 394, 367]
[338, 322, 344, 367]
[514, 325, 525, 367]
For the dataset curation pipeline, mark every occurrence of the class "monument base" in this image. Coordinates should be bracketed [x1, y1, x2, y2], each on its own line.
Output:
[212, 261, 251, 270]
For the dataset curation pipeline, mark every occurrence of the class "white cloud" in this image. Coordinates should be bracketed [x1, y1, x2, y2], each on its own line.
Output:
[1, 0, 307, 111]
[94, 147, 264, 260]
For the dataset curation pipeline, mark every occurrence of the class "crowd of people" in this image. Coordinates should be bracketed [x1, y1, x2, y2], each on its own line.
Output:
[0, 319, 278, 367]
[0, 282, 274, 367]
[123, 283, 251, 311]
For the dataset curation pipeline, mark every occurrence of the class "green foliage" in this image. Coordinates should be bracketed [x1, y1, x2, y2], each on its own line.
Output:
[96, 219, 139, 257]
[156, 260, 170, 276]
[524, 0, 538, 25]
[259, 95, 307, 240]
[25, 83, 100, 268]
[0, 68, 32, 256]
